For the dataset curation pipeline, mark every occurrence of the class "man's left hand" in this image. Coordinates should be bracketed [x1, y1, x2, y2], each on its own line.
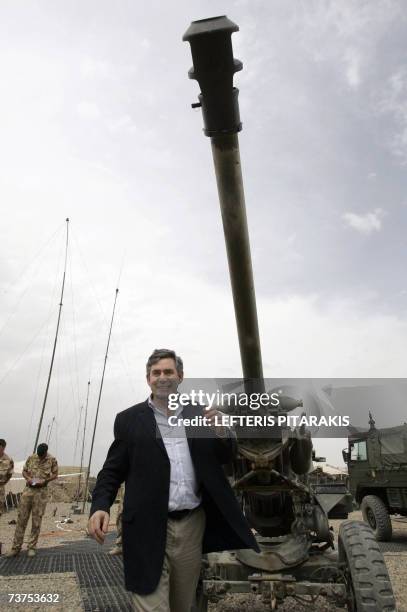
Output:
[204, 408, 231, 438]
[204, 408, 223, 426]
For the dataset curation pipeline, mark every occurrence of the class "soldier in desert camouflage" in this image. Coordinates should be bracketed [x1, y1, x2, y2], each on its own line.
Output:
[7, 443, 58, 558]
[0, 439, 14, 518]
[108, 483, 124, 556]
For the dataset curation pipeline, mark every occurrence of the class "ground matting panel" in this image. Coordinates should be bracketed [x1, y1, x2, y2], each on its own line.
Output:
[0, 533, 133, 611]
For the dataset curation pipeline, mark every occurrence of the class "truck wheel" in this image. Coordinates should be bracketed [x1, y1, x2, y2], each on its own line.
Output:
[338, 520, 396, 611]
[361, 495, 392, 541]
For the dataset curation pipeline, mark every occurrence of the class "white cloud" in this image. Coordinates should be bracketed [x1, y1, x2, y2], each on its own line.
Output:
[342, 208, 385, 235]
[258, 292, 407, 378]
[79, 56, 138, 82]
[344, 48, 361, 88]
[376, 68, 407, 162]
[107, 114, 136, 134]
[80, 57, 111, 79]
[140, 38, 151, 50]
[76, 101, 102, 120]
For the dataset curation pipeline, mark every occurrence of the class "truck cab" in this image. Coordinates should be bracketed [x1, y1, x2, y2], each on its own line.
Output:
[344, 419, 407, 540]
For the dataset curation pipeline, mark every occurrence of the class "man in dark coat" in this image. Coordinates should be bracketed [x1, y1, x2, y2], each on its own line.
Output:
[88, 349, 258, 611]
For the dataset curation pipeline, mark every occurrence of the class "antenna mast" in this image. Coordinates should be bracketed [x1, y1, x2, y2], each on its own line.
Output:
[33, 218, 70, 451]
[77, 380, 91, 501]
[82, 289, 119, 512]
[72, 405, 83, 466]
[46, 416, 56, 444]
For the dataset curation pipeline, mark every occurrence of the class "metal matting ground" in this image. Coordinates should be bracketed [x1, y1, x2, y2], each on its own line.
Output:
[0, 533, 134, 611]
[379, 531, 407, 553]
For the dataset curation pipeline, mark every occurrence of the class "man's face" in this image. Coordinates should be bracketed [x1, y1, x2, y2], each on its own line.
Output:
[147, 357, 183, 400]
[37, 444, 48, 460]
[0, 445, 5, 457]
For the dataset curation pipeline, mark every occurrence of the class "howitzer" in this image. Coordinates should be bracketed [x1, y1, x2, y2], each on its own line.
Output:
[184, 16, 396, 611]
[184, 12, 323, 558]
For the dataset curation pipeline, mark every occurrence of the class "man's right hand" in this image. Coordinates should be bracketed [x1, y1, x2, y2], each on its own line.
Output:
[88, 511, 110, 545]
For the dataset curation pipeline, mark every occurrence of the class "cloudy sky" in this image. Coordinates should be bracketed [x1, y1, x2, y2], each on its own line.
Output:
[1, 1, 407, 474]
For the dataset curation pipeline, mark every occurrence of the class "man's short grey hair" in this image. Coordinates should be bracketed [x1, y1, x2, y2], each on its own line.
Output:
[146, 349, 183, 377]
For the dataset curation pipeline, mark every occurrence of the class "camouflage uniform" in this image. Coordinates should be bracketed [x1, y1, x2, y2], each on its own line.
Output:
[0, 452, 14, 517]
[108, 483, 123, 555]
[116, 487, 123, 547]
[11, 453, 58, 552]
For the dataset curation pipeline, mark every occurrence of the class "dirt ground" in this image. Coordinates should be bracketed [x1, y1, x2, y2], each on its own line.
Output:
[0, 574, 83, 611]
[0, 501, 114, 551]
[0, 504, 406, 611]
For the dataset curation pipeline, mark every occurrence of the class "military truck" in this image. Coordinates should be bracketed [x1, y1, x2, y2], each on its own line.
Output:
[343, 414, 407, 541]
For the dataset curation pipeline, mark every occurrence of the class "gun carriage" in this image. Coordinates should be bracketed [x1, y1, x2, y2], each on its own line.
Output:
[183, 16, 396, 611]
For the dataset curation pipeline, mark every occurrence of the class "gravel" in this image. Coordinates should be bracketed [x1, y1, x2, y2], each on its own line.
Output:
[0, 573, 83, 612]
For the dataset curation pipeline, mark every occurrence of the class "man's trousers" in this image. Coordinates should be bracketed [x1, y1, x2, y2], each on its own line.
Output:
[132, 507, 205, 612]
[11, 488, 48, 551]
[116, 485, 124, 547]
[0, 484, 5, 517]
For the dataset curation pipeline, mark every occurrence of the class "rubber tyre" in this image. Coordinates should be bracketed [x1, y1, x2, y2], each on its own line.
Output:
[361, 495, 392, 541]
[338, 520, 396, 611]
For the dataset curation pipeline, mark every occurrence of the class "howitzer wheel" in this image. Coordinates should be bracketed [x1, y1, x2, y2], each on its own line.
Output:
[361, 495, 392, 541]
[338, 520, 396, 611]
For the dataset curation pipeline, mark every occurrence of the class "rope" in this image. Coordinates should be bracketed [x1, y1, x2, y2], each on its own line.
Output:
[23, 238, 64, 456]
[69, 252, 81, 410]
[0, 223, 64, 341]
[71, 228, 135, 398]
[0, 306, 58, 387]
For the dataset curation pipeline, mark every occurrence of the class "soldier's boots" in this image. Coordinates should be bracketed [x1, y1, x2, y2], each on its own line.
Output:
[108, 545, 122, 556]
[27, 549, 36, 558]
[5, 548, 20, 557]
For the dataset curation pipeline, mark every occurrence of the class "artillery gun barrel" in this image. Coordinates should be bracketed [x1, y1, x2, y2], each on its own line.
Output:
[183, 16, 264, 392]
